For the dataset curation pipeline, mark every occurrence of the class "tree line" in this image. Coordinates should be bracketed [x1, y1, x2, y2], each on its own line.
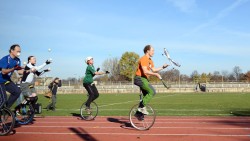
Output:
[95, 52, 250, 83]
[10, 51, 249, 85]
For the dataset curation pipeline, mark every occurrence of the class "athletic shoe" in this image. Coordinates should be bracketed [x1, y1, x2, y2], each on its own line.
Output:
[16, 110, 21, 116]
[134, 111, 144, 121]
[137, 107, 149, 115]
[85, 108, 91, 115]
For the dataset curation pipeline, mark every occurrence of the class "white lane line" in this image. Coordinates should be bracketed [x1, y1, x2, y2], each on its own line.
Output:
[37, 116, 250, 121]
[20, 126, 250, 130]
[16, 132, 250, 137]
[47, 108, 227, 111]
[33, 121, 250, 124]
[98, 94, 178, 108]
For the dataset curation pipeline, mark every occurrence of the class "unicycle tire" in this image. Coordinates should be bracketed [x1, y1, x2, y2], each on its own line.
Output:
[80, 102, 98, 121]
[129, 104, 156, 130]
[15, 104, 35, 125]
[0, 107, 15, 136]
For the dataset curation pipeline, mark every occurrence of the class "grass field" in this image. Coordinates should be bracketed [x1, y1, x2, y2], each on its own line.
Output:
[33, 92, 250, 117]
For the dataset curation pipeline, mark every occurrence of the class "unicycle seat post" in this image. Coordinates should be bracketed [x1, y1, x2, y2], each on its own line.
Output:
[139, 89, 143, 102]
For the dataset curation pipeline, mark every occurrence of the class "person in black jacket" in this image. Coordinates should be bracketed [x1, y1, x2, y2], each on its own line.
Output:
[46, 77, 61, 111]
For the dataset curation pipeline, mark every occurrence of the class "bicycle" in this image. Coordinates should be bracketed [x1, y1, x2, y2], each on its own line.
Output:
[0, 103, 15, 136]
[129, 94, 156, 130]
[80, 95, 98, 121]
[14, 96, 35, 125]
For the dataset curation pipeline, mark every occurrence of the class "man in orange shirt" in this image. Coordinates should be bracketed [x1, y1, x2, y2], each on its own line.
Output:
[134, 45, 169, 115]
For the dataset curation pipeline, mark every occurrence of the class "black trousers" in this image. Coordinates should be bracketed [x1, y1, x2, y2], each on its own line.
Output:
[1, 81, 21, 108]
[0, 83, 8, 108]
[15, 96, 38, 111]
[83, 83, 99, 108]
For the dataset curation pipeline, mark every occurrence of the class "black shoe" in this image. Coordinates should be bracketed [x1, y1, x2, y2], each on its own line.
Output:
[134, 111, 144, 121]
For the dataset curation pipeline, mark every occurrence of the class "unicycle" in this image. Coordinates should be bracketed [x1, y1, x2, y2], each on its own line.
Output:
[0, 105, 15, 136]
[80, 101, 98, 121]
[14, 97, 35, 125]
[129, 94, 156, 130]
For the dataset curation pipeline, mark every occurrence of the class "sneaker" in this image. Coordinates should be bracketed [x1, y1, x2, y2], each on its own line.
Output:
[16, 110, 21, 116]
[137, 107, 149, 115]
[85, 108, 91, 114]
[134, 111, 144, 121]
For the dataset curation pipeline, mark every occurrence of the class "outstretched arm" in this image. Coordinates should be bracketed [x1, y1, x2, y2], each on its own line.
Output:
[142, 66, 161, 79]
[93, 68, 109, 75]
[151, 64, 169, 73]
[95, 71, 105, 75]
[27, 63, 47, 72]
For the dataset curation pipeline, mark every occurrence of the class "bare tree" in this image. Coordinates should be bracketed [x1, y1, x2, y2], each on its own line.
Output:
[161, 69, 179, 82]
[190, 70, 200, 83]
[228, 73, 236, 82]
[210, 71, 221, 82]
[221, 70, 229, 82]
[233, 66, 242, 82]
[102, 57, 120, 81]
[180, 74, 191, 82]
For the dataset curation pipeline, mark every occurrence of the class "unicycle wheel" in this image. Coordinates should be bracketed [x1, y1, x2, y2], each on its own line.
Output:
[80, 102, 98, 121]
[129, 104, 156, 130]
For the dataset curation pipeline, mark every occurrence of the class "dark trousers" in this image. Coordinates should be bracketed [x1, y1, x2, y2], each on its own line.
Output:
[46, 95, 56, 110]
[15, 96, 38, 111]
[1, 81, 21, 108]
[0, 83, 8, 108]
[83, 83, 99, 108]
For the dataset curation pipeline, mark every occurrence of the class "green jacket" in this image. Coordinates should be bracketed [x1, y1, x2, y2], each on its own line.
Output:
[83, 65, 95, 84]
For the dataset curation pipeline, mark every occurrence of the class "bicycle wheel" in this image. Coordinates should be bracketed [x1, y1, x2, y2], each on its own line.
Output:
[80, 102, 98, 121]
[129, 104, 156, 130]
[15, 104, 34, 125]
[0, 107, 15, 136]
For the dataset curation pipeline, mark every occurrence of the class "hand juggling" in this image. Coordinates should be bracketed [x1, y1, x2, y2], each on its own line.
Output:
[162, 64, 169, 69]
[14, 65, 23, 70]
[96, 67, 100, 72]
[46, 58, 52, 64]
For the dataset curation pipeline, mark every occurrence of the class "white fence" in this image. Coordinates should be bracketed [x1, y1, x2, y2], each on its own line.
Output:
[36, 82, 250, 94]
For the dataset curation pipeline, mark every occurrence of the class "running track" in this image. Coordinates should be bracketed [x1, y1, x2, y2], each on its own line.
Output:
[1, 116, 250, 141]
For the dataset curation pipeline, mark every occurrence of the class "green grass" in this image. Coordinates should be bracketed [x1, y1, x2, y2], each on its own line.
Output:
[32, 92, 250, 117]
